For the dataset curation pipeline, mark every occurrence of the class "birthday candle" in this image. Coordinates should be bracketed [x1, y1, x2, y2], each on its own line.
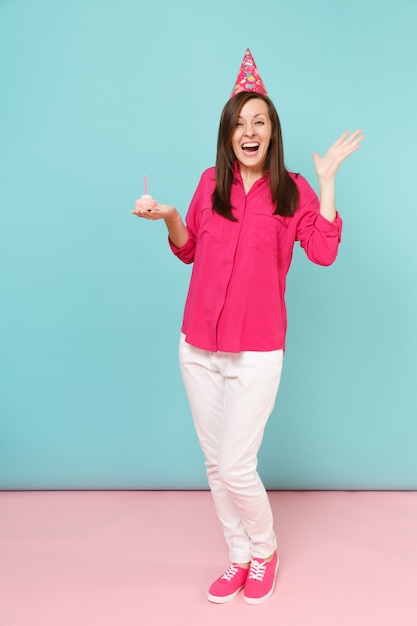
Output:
[135, 173, 157, 210]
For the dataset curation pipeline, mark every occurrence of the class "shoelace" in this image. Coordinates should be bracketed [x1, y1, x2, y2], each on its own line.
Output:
[221, 564, 239, 581]
[248, 560, 267, 581]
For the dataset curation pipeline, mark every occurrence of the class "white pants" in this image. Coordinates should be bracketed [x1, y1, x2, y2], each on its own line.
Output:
[179, 334, 284, 564]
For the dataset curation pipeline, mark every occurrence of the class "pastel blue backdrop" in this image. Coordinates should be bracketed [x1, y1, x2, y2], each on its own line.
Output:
[1, 0, 416, 489]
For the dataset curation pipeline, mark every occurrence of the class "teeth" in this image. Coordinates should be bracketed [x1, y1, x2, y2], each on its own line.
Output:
[242, 143, 259, 148]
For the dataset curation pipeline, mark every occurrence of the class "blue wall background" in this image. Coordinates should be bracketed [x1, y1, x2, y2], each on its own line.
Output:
[1, 0, 416, 489]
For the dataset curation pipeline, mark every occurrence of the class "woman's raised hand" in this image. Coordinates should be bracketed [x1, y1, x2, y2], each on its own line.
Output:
[312, 130, 364, 182]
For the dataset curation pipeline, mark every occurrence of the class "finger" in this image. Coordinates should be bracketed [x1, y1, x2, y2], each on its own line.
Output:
[342, 130, 365, 150]
[343, 132, 365, 153]
[132, 209, 151, 219]
[350, 131, 365, 147]
[344, 130, 363, 144]
[132, 208, 146, 215]
[333, 129, 364, 150]
[332, 130, 351, 148]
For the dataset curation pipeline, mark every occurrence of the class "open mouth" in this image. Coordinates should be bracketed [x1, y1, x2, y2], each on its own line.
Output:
[242, 142, 260, 154]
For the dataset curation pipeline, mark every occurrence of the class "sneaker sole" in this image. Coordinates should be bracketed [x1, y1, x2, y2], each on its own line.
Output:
[243, 559, 279, 605]
[207, 584, 245, 604]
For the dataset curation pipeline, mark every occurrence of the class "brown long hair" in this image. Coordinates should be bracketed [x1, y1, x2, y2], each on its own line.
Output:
[212, 91, 299, 221]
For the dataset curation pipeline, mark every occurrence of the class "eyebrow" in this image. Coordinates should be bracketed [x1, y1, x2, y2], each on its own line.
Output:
[237, 113, 266, 119]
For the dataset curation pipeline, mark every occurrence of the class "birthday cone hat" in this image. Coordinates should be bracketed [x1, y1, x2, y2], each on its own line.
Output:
[231, 48, 268, 98]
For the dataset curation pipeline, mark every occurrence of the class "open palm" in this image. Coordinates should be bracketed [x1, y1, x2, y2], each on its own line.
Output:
[313, 130, 364, 181]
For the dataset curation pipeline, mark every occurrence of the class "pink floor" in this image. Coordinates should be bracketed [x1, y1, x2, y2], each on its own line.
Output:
[0, 491, 416, 626]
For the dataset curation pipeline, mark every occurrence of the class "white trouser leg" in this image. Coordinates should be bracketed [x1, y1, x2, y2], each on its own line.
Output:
[179, 334, 283, 564]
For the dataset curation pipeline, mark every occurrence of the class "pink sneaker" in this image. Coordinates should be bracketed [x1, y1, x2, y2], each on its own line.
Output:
[243, 552, 279, 604]
[207, 564, 248, 603]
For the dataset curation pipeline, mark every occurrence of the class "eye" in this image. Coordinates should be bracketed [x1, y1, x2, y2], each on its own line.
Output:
[236, 121, 244, 127]
[255, 120, 265, 125]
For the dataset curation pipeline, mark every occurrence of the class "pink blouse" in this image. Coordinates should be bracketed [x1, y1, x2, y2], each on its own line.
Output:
[169, 166, 342, 353]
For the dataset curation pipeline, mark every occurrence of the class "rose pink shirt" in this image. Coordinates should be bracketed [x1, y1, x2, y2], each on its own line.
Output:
[169, 166, 342, 353]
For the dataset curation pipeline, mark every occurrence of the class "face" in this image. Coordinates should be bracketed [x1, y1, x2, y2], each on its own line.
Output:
[231, 98, 272, 174]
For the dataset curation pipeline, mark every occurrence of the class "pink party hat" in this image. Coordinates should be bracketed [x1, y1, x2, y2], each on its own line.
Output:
[231, 48, 268, 98]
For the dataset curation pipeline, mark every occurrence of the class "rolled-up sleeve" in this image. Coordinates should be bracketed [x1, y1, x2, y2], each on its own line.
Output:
[168, 229, 196, 264]
[295, 175, 343, 266]
[168, 169, 214, 265]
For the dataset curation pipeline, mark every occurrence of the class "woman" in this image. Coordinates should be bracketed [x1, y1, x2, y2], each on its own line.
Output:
[133, 53, 363, 605]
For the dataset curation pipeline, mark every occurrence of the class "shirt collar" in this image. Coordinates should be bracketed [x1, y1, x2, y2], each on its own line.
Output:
[232, 160, 270, 185]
